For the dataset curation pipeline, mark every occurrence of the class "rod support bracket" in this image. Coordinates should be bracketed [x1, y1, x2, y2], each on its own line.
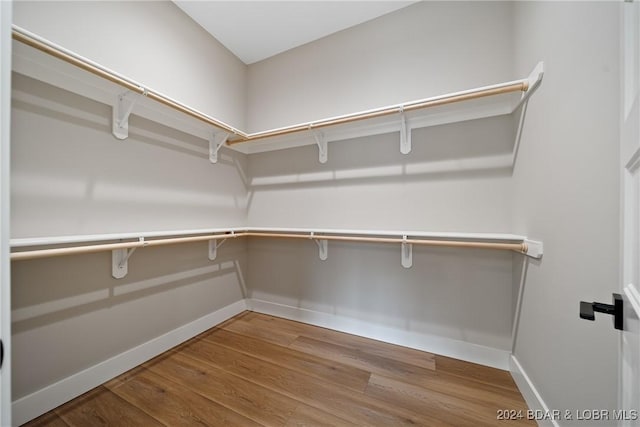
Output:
[523, 239, 543, 259]
[400, 112, 412, 154]
[208, 237, 227, 261]
[310, 232, 328, 260]
[112, 90, 145, 140]
[401, 235, 412, 268]
[112, 237, 144, 279]
[210, 132, 230, 163]
[314, 131, 327, 164]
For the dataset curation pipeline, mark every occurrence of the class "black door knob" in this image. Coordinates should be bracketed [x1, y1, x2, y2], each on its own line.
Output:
[580, 293, 623, 330]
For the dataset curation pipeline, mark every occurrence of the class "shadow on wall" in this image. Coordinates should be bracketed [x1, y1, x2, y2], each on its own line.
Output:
[11, 241, 248, 335]
[11, 72, 250, 237]
[247, 237, 515, 350]
[247, 113, 519, 191]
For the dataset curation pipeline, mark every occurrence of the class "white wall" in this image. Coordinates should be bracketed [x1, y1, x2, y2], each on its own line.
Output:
[13, 1, 247, 129]
[245, 1, 519, 366]
[511, 2, 620, 422]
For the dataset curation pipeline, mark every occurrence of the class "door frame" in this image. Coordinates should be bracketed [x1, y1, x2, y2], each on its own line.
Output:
[620, 0, 640, 424]
[1, 0, 12, 425]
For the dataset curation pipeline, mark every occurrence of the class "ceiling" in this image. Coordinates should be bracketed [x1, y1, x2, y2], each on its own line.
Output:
[173, 1, 417, 65]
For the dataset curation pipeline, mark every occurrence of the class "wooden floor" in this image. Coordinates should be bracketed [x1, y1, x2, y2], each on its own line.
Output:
[24, 311, 534, 426]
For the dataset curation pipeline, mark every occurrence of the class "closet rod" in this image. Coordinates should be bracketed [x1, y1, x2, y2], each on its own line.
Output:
[227, 80, 529, 144]
[11, 25, 246, 139]
[12, 25, 530, 148]
[10, 231, 526, 261]
[10, 233, 234, 261]
[243, 232, 527, 253]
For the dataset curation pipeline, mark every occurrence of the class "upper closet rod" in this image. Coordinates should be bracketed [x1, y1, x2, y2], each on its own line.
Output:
[11, 25, 246, 139]
[12, 25, 530, 148]
[227, 80, 529, 144]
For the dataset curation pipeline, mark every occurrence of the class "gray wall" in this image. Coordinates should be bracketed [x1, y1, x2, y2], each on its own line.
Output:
[11, 74, 249, 237]
[10, 1, 249, 401]
[245, 1, 518, 361]
[511, 1, 620, 421]
[247, 1, 515, 132]
[9, 0, 624, 422]
[13, 1, 247, 129]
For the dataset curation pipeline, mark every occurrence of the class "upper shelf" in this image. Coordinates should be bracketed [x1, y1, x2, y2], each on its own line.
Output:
[11, 25, 543, 158]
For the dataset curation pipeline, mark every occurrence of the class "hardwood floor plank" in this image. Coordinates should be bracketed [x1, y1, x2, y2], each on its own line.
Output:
[23, 312, 533, 427]
[21, 411, 69, 427]
[435, 355, 519, 391]
[289, 335, 436, 387]
[145, 351, 297, 426]
[220, 318, 298, 346]
[204, 328, 371, 392]
[110, 367, 262, 426]
[285, 404, 359, 427]
[180, 335, 441, 426]
[54, 386, 164, 427]
[395, 367, 529, 410]
[103, 365, 147, 390]
[244, 313, 436, 370]
[366, 374, 534, 427]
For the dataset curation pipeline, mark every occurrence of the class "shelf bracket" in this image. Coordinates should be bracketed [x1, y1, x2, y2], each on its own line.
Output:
[112, 90, 145, 140]
[401, 235, 413, 268]
[523, 239, 543, 259]
[210, 131, 230, 164]
[112, 237, 145, 279]
[400, 112, 412, 154]
[310, 232, 328, 260]
[208, 238, 227, 261]
[314, 132, 328, 164]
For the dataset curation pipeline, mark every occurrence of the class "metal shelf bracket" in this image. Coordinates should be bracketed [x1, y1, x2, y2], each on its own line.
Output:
[524, 239, 543, 259]
[112, 237, 145, 279]
[310, 232, 328, 260]
[314, 131, 328, 164]
[401, 235, 413, 268]
[112, 90, 145, 140]
[400, 112, 412, 154]
[208, 238, 227, 261]
[210, 131, 230, 163]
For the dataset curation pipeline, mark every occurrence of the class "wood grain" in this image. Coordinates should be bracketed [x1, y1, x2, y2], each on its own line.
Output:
[145, 351, 298, 426]
[366, 374, 533, 426]
[241, 312, 436, 370]
[110, 367, 262, 426]
[180, 337, 434, 426]
[290, 335, 435, 386]
[204, 328, 371, 392]
[19, 412, 68, 427]
[22, 311, 533, 427]
[54, 386, 164, 427]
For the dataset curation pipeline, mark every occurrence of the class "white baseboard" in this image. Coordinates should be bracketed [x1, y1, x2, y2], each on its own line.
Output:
[12, 299, 247, 426]
[510, 355, 557, 427]
[248, 298, 511, 370]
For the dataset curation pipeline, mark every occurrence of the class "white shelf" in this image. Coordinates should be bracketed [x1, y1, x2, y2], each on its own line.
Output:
[11, 26, 544, 157]
[11, 227, 527, 248]
[9, 227, 248, 248]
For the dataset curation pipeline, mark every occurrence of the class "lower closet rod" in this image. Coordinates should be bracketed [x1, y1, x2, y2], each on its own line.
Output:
[244, 232, 527, 253]
[11, 231, 526, 261]
[10, 233, 235, 261]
